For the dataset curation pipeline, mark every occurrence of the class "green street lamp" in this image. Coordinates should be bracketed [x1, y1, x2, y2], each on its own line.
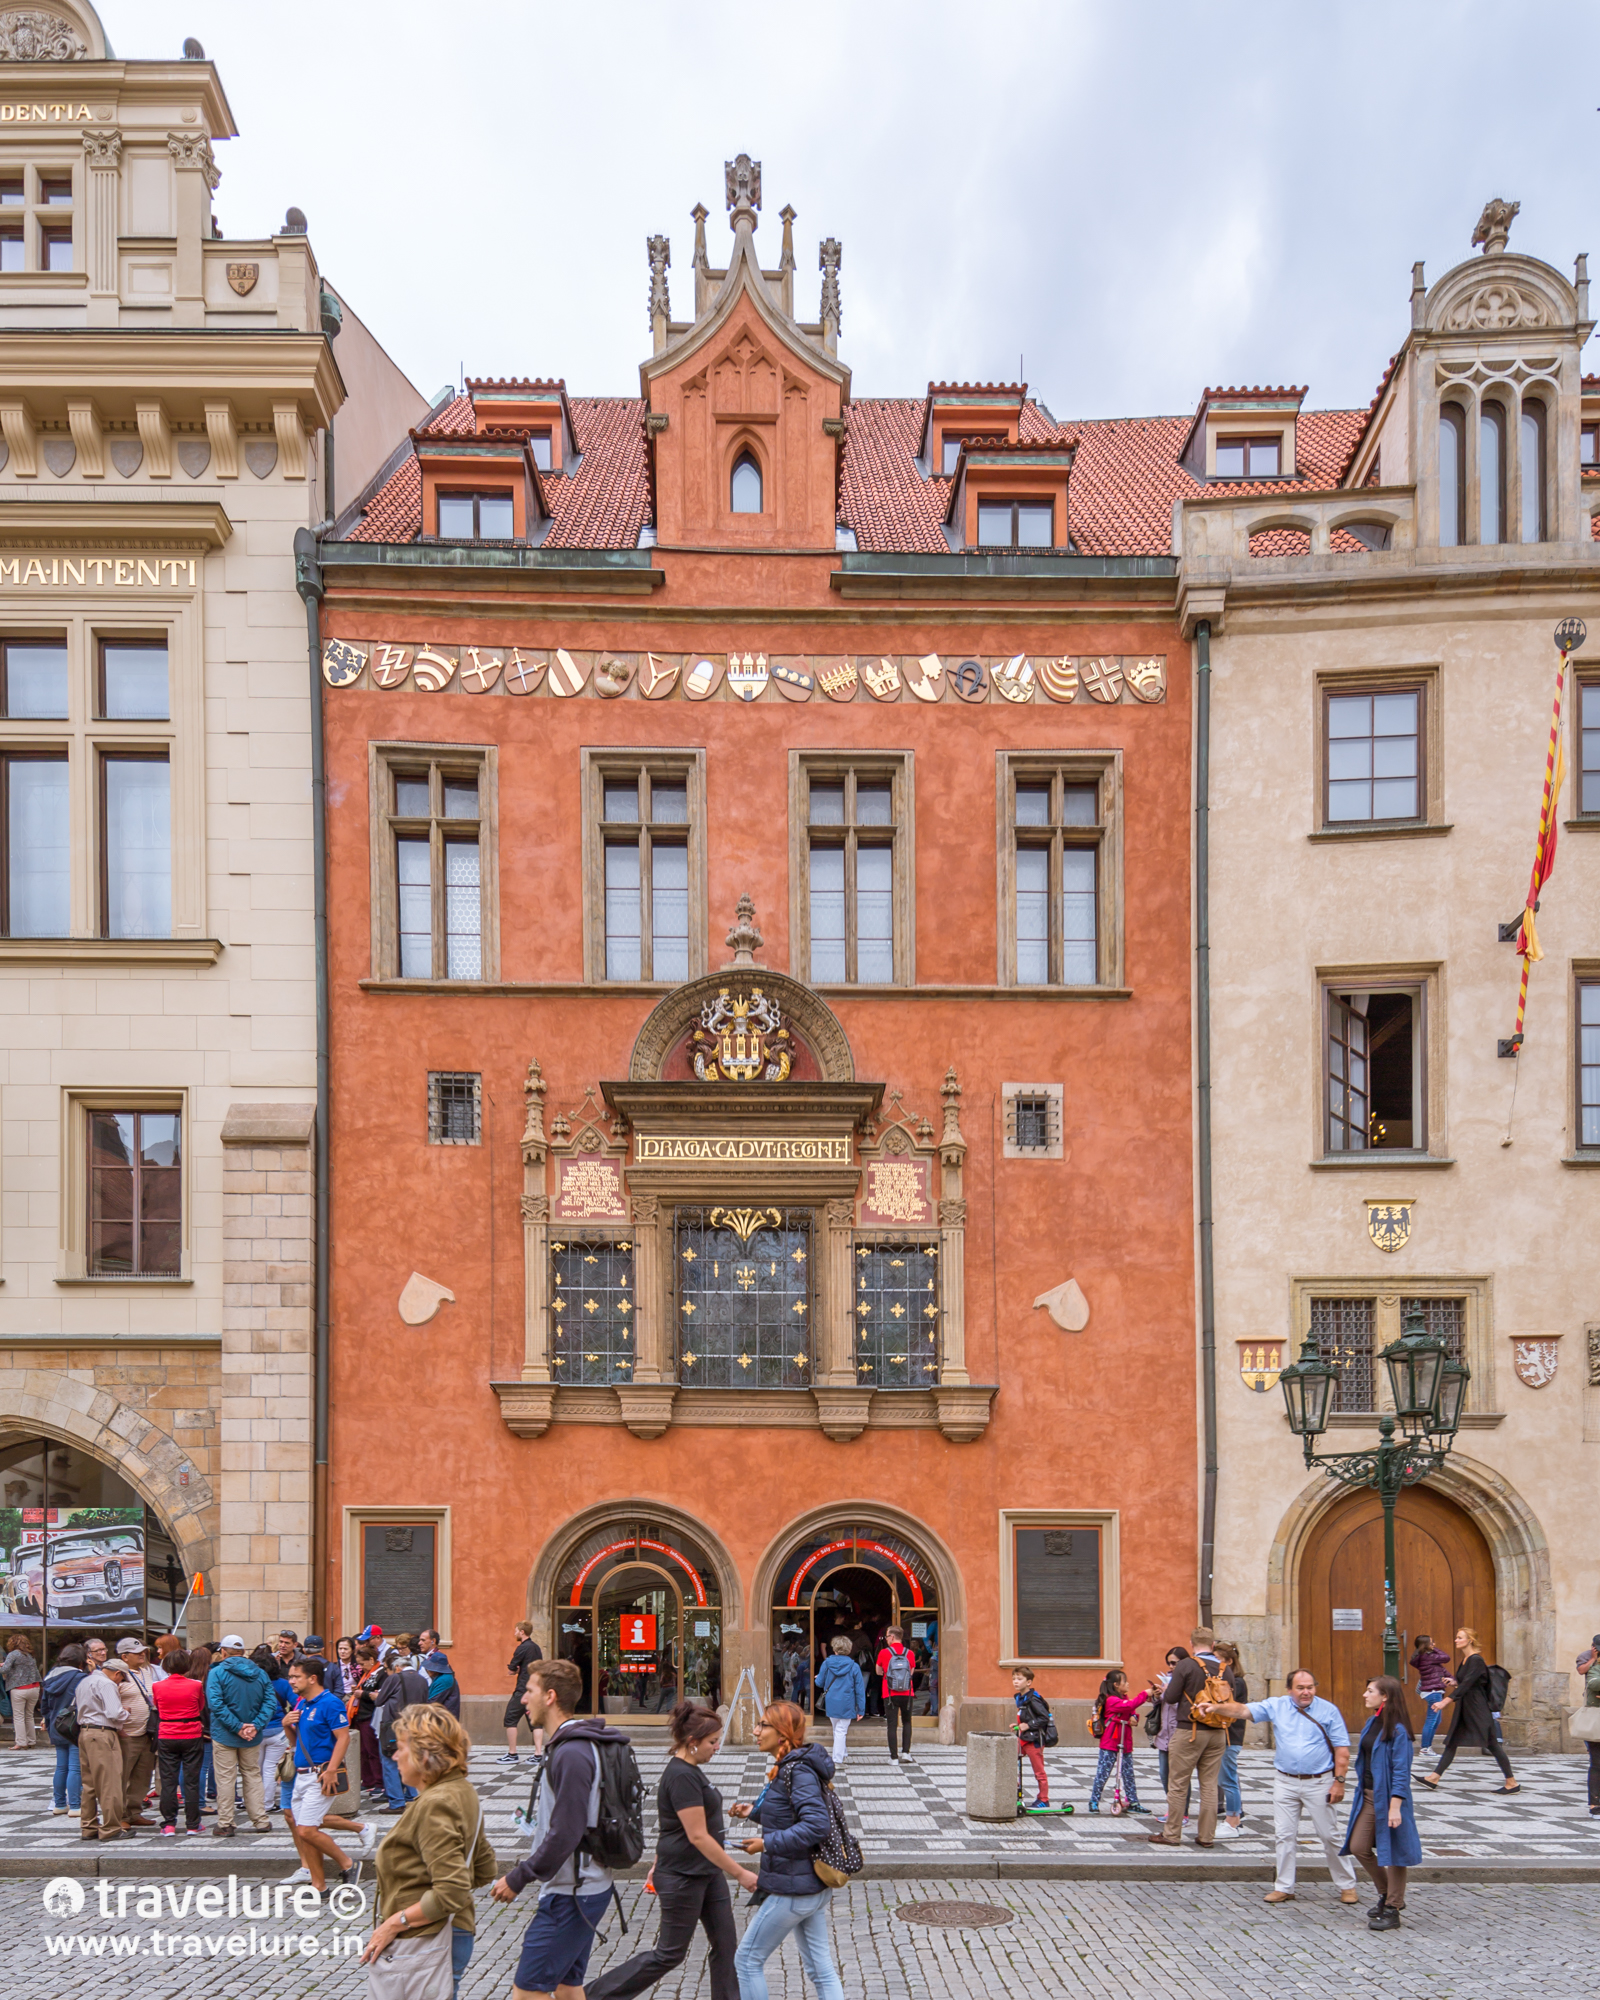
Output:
[1280, 1303, 1469, 1680]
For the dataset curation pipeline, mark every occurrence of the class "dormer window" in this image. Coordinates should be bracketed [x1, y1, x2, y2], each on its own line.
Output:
[942, 432, 1005, 475]
[1214, 435, 1280, 479]
[438, 491, 514, 539]
[979, 498, 1053, 549]
[528, 429, 552, 472]
[730, 451, 762, 514]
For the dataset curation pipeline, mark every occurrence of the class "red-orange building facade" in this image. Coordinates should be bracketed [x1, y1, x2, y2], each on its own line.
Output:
[313, 159, 1196, 1735]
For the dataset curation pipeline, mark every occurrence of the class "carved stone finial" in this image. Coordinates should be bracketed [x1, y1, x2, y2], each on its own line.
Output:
[521, 1057, 548, 1161]
[0, 9, 88, 59]
[819, 237, 842, 334]
[646, 233, 671, 325]
[940, 1066, 966, 1160]
[725, 153, 761, 220]
[779, 204, 796, 274]
[691, 202, 710, 276]
[724, 893, 764, 967]
[1471, 197, 1520, 256]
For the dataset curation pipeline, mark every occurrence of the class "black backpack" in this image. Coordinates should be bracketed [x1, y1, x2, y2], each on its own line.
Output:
[1026, 1691, 1059, 1749]
[1486, 1662, 1511, 1712]
[530, 1733, 645, 1873]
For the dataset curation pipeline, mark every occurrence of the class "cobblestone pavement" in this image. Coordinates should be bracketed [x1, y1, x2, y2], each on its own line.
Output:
[0, 1876, 1594, 1997]
[2, 1738, 1596, 1866]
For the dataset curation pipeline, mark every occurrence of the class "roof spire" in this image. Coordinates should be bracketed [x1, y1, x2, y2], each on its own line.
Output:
[725, 153, 761, 228]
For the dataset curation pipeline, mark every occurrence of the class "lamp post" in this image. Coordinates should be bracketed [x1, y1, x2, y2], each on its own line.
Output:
[1279, 1304, 1469, 1681]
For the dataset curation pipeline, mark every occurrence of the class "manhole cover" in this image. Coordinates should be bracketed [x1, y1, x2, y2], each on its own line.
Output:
[896, 1900, 1015, 1929]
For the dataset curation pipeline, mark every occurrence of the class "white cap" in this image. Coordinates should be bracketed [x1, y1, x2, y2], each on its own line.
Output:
[219, 1633, 246, 1651]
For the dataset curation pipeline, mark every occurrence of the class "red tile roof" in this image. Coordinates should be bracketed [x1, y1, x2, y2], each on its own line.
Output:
[345, 386, 1369, 558]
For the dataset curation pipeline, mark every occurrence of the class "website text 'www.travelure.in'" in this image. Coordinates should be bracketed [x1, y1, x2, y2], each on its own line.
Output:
[46, 1929, 363, 1959]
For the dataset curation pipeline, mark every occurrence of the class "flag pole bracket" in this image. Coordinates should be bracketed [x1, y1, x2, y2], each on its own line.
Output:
[1497, 1035, 1523, 1059]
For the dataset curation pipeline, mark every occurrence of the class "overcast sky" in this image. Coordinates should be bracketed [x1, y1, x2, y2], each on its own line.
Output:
[122, 0, 1596, 418]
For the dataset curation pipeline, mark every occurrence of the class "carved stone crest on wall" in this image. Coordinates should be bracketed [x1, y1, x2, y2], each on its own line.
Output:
[226, 261, 259, 296]
[0, 9, 87, 59]
[1511, 1334, 1560, 1390]
[1366, 1200, 1413, 1253]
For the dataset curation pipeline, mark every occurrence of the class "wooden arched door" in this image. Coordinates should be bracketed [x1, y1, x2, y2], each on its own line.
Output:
[1298, 1484, 1496, 1736]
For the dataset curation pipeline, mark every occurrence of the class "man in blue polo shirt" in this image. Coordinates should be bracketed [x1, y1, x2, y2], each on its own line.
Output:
[281, 1656, 373, 1895]
[1199, 1668, 1360, 1906]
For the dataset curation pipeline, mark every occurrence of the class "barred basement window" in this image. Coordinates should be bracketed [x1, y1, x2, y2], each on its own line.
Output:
[427, 1071, 481, 1145]
[550, 1238, 635, 1385]
[1312, 1296, 1376, 1412]
[854, 1240, 940, 1388]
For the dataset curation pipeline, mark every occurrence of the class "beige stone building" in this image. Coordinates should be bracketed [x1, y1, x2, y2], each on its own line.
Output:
[1180, 208, 1600, 1748]
[0, 0, 423, 1653]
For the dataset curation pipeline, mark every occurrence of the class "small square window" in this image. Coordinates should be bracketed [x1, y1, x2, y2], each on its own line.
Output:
[427, 1071, 481, 1145]
[437, 491, 515, 539]
[40, 225, 71, 273]
[38, 177, 72, 206]
[1003, 1083, 1063, 1159]
[0, 638, 67, 718]
[977, 498, 1054, 549]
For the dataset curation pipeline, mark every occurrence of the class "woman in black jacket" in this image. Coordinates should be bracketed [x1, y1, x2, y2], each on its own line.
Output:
[728, 1702, 844, 2000]
[1420, 1627, 1517, 1792]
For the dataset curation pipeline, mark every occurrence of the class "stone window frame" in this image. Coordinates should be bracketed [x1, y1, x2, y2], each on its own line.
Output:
[57, 1084, 191, 1285]
[995, 749, 1124, 989]
[787, 750, 916, 989]
[1002, 1082, 1063, 1160]
[997, 1506, 1121, 1669]
[426, 1070, 482, 1146]
[1572, 960, 1600, 1159]
[367, 741, 500, 984]
[0, 600, 203, 959]
[1314, 961, 1446, 1166]
[1288, 1275, 1497, 1422]
[1572, 668, 1600, 823]
[341, 1504, 453, 1649]
[1311, 663, 1443, 840]
[579, 747, 708, 986]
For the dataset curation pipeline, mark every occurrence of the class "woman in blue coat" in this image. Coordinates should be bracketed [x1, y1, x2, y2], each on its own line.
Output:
[1342, 1675, 1422, 1930]
[728, 1702, 844, 2000]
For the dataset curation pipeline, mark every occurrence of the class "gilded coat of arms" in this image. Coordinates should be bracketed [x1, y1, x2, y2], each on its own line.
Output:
[226, 261, 260, 296]
[691, 986, 793, 1083]
[1366, 1201, 1413, 1253]
[1236, 1340, 1283, 1392]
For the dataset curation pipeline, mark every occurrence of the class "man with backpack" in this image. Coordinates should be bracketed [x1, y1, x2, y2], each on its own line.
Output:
[876, 1625, 918, 1764]
[491, 1657, 641, 2000]
[1146, 1625, 1231, 1848]
[1011, 1665, 1057, 1811]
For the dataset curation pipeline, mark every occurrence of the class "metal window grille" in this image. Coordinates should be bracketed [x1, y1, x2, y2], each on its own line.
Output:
[427, 1071, 481, 1145]
[675, 1206, 812, 1388]
[854, 1239, 940, 1389]
[1402, 1296, 1465, 1367]
[1311, 1296, 1375, 1411]
[1004, 1087, 1061, 1156]
[549, 1237, 635, 1385]
[1015, 1097, 1050, 1150]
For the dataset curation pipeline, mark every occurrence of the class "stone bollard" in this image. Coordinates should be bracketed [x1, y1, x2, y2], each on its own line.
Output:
[938, 1694, 957, 1746]
[965, 1731, 1018, 1820]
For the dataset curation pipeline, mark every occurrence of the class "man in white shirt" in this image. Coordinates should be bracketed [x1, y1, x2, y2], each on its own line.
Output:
[1199, 1668, 1359, 1905]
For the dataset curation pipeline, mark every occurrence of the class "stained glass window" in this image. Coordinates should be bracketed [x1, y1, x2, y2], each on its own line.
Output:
[550, 1238, 635, 1385]
[854, 1240, 940, 1389]
[675, 1207, 811, 1388]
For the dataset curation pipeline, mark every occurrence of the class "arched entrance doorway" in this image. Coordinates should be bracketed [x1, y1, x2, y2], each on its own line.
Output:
[1298, 1484, 1496, 1735]
[552, 1520, 725, 1721]
[0, 1433, 186, 1662]
[770, 1526, 940, 1721]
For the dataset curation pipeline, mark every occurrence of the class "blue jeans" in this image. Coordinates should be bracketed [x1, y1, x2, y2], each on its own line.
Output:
[380, 1747, 417, 1810]
[450, 1926, 472, 2000]
[1420, 1690, 1447, 1750]
[1220, 1743, 1243, 1818]
[53, 1742, 81, 1810]
[200, 1740, 215, 1802]
[734, 1889, 843, 2000]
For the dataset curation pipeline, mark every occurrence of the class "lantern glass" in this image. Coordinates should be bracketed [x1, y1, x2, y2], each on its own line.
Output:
[1382, 1308, 1446, 1423]
[1280, 1343, 1335, 1437]
[1432, 1353, 1470, 1437]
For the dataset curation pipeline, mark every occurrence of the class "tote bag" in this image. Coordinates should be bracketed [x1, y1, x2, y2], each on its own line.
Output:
[363, 1923, 453, 2000]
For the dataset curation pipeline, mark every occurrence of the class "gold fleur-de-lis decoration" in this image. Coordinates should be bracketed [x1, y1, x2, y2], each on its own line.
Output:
[584, 1299, 600, 1314]
[551, 1355, 566, 1367]
[735, 1265, 756, 1292]
[710, 1206, 782, 1245]
[617, 1299, 633, 1316]
[682, 1350, 697, 1367]
[682, 1247, 696, 1263]
[682, 1300, 696, 1315]
[584, 1254, 598, 1265]
[793, 1353, 809, 1369]
[792, 1300, 807, 1315]
[858, 1361, 873, 1373]
[858, 1301, 872, 1317]
[617, 1359, 631, 1371]
[890, 1303, 905, 1319]
[737, 1352, 753, 1369]
[585, 1352, 599, 1362]
[792, 1247, 806, 1264]
[890, 1258, 904, 1269]
[924, 1304, 938, 1319]
[890, 1354, 907, 1364]
[552, 1299, 566, 1314]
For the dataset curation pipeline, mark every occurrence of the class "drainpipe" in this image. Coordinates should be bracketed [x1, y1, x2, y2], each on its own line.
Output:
[293, 522, 330, 1640]
[1195, 618, 1218, 1627]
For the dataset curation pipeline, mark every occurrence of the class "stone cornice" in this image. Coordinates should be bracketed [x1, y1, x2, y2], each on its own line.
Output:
[0, 500, 231, 548]
[0, 332, 343, 428]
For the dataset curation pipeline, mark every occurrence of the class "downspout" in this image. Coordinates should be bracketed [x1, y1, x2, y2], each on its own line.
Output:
[293, 521, 330, 1640]
[1195, 617, 1218, 1627]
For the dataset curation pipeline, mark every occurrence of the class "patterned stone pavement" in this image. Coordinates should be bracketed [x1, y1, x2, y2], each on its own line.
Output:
[0, 1735, 1594, 1874]
[1, 1876, 1593, 1998]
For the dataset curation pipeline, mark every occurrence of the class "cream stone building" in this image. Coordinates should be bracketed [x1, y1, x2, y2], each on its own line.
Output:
[0, 0, 423, 1651]
[1180, 208, 1600, 1748]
